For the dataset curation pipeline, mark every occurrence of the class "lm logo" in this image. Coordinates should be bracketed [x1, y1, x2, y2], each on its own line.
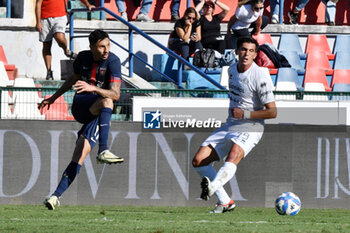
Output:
[143, 110, 161, 129]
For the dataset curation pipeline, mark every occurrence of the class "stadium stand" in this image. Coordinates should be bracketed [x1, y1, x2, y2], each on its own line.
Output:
[0, 61, 13, 86]
[333, 35, 350, 54]
[252, 33, 273, 45]
[12, 77, 44, 120]
[331, 69, 350, 88]
[333, 51, 350, 70]
[219, 66, 229, 89]
[305, 34, 335, 60]
[275, 67, 302, 90]
[41, 95, 74, 120]
[275, 82, 297, 100]
[303, 68, 331, 92]
[0, 45, 17, 80]
[305, 50, 333, 75]
[331, 83, 350, 101]
[303, 83, 328, 101]
[281, 51, 305, 74]
[278, 33, 306, 59]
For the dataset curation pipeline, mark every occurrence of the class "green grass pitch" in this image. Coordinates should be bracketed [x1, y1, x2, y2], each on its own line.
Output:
[1, 205, 350, 233]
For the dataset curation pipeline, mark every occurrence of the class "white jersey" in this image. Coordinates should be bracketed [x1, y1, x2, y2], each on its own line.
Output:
[232, 4, 264, 30]
[226, 62, 275, 126]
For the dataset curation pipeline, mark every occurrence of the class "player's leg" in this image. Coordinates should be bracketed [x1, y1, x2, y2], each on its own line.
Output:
[89, 97, 124, 164]
[192, 146, 233, 209]
[52, 16, 76, 59]
[206, 131, 263, 199]
[208, 143, 243, 196]
[44, 136, 90, 210]
[42, 41, 53, 80]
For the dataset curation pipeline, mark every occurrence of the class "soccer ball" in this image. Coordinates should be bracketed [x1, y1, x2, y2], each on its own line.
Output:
[275, 192, 301, 216]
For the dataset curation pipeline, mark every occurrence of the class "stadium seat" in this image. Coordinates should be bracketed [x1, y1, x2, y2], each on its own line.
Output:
[281, 51, 305, 75]
[185, 70, 221, 90]
[333, 52, 350, 70]
[303, 83, 328, 101]
[278, 34, 306, 59]
[0, 45, 17, 80]
[305, 35, 335, 60]
[331, 83, 350, 101]
[252, 33, 273, 45]
[333, 35, 350, 54]
[305, 51, 333, 75]
[275, 81, 297, 100]
[151, 54, 178, 82]
[303, 68, 331, 92]
[41, 95, 74, 120]
[275, 68, 302, 90]
[330, 69, 350, 88]
[0, 61, 12, 86]
[12, 77, 44, 120]
[219, 66, 229, 89]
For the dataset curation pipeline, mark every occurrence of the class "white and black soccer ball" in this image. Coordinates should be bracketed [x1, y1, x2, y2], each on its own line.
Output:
[275, 192, 301, 216]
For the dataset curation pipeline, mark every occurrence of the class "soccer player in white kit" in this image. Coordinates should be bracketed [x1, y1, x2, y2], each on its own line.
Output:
[192, 37, 277, 213]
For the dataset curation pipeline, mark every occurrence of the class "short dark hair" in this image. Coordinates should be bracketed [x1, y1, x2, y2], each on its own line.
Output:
[89, 29, 109, 46]
[236, 37, 259, 52]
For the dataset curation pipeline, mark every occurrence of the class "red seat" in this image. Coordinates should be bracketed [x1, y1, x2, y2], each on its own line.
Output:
[41, 95, 73, 120]
[252, 33, 273, 45]
[303, 68, 331, 92]
[0, 45, 17, 80]
[331, 69, 350, 88]
[305, 35, 335, 60]
[306, 51, 333, 75]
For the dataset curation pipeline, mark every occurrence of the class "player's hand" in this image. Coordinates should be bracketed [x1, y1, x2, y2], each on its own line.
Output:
[38, 97, 55, 111]
[73, 80, 96, 93]
[35, 22, 42, 32]
[232, 108, 244, 119]
[87, 4, 95, 11]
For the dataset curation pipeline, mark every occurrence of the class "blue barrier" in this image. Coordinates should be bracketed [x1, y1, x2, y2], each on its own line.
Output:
[6, 0, 11, 18]
[69, 7, 225, 90]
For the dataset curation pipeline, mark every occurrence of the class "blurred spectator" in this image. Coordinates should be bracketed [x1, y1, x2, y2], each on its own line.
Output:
[226, 0, 269, 39]
[135, 0, 154, 22]
[195, 0, 230, 54]
[168, 7, 203, 60]
[288, 0, 337, 25]
[270, 0, 279, 24]
[171, 0, 201, 22]
[114, 0, 128, 21]
[35, 0, 94, 80]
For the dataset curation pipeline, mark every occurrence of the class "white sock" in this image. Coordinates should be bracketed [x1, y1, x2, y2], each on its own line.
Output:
[194, 165, 231, 204]
[210, 162, 237, 196]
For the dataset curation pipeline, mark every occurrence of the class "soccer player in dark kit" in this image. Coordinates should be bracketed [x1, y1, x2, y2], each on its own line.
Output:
[38, 29, 124, 210]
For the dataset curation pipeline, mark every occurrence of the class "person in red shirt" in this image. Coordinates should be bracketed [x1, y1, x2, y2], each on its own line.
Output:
[35, 0, 94, 80]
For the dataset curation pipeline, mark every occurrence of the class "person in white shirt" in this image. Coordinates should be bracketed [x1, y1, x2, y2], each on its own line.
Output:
[226, 0, 269, 40]
[192, 36, 277, 213]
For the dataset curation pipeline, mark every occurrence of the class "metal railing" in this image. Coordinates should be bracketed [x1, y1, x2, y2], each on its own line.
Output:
[69, 7, 225, 90]
[1, 87, 350, 121]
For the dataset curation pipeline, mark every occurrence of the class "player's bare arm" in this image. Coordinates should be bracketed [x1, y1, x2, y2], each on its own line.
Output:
[38, 73, 80, 110]
[35, 0, 43, 32]
[73, 80, 121, 102]
[232, 102, 277, 119]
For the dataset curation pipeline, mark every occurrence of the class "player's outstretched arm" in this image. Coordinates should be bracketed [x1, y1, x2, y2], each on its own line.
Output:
[38, 73, 80, 111]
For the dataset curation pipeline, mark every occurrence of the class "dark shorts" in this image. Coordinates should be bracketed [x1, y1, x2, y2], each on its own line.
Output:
[72, 93, 100, 124]
[72, 93, 101, 149]
[77, 116, 100, 149]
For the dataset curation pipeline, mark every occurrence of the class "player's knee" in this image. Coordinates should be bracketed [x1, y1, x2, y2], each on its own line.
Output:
[101, 98, 113, 109]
